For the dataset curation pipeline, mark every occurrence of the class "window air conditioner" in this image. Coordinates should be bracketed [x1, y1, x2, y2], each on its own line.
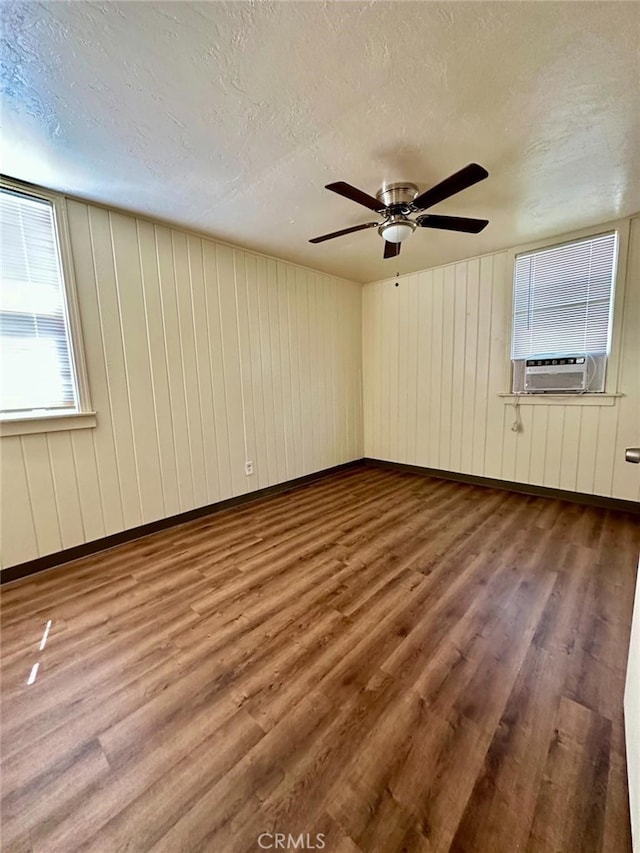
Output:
[512, 354, 606, 393]
[524, 357, 588, 392]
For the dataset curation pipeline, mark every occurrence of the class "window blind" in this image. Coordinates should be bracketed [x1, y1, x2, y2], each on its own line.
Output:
[512, 232, 617, 360]
[0, 188, 78, 415]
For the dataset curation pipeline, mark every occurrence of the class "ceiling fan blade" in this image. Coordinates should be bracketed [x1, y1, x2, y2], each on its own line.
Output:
[411, 163, 489, 211]
[309, 222, 379, 244]
[325, 182, 385, 213]
[416, 214, 489, 233]
[383, 240, 401, 259]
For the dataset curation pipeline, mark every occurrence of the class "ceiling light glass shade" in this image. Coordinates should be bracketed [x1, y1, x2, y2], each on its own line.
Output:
[379, 219, 416, 243]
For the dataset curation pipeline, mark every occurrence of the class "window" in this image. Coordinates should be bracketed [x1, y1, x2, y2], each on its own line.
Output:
[512, 232, 618, 361]
[1, 183, 89, 424]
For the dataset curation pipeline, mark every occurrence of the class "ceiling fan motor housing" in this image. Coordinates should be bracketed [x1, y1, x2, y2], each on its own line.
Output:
[376, 183, 419, 243]
[375, 182, 419, 210]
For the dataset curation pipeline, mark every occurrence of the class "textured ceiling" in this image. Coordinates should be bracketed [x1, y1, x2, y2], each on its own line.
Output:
[2, 1, 639, 283]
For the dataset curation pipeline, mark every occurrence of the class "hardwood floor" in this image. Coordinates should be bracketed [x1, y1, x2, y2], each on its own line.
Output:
[1, 465, 638, 852]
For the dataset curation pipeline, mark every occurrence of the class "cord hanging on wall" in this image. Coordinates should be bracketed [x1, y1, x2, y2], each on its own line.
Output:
[511, 394, 523, 432]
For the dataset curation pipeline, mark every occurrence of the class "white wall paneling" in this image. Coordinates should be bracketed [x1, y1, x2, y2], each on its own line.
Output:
[363, 216, 640, 503]
[0, 201, 363, 571]
[1, 206, 637, 571]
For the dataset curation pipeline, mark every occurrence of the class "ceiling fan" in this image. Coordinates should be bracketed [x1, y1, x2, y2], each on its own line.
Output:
[309, 163, 489, 259]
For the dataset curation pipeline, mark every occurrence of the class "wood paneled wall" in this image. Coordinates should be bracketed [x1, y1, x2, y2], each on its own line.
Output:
[0, 202, 363, 570]
[3, 207, 638, 571]
[363, 216, 640, 503]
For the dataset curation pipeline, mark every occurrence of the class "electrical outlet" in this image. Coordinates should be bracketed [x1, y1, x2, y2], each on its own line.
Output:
[245, 460, 254, 476]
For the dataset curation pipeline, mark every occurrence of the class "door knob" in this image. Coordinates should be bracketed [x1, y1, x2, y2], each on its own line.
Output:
[625, 447, 640, 464]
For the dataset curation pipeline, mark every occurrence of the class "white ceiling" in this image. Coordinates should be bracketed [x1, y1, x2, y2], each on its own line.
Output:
[3, 2, 639, 283]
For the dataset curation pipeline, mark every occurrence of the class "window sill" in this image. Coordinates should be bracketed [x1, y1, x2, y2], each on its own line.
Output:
[0, 411, 97, 437]
[498, 393, 622, 407]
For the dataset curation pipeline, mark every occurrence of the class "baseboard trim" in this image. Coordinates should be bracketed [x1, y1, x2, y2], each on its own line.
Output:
[4, 457, 638, 585]
[1, 460, 364, 585]
[363, 458, 640, 514]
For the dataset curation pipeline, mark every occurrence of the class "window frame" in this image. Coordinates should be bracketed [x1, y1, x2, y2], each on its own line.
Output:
[0, 176, 94, 435]
[503, 217, 631, 401]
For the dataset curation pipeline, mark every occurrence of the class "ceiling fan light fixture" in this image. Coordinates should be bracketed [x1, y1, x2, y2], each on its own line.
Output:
[379, 218, 416, 243]
[309, 164, 489, 250]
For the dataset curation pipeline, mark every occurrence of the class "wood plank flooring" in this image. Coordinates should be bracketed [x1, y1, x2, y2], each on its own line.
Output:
[1, 465, 638, 853]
